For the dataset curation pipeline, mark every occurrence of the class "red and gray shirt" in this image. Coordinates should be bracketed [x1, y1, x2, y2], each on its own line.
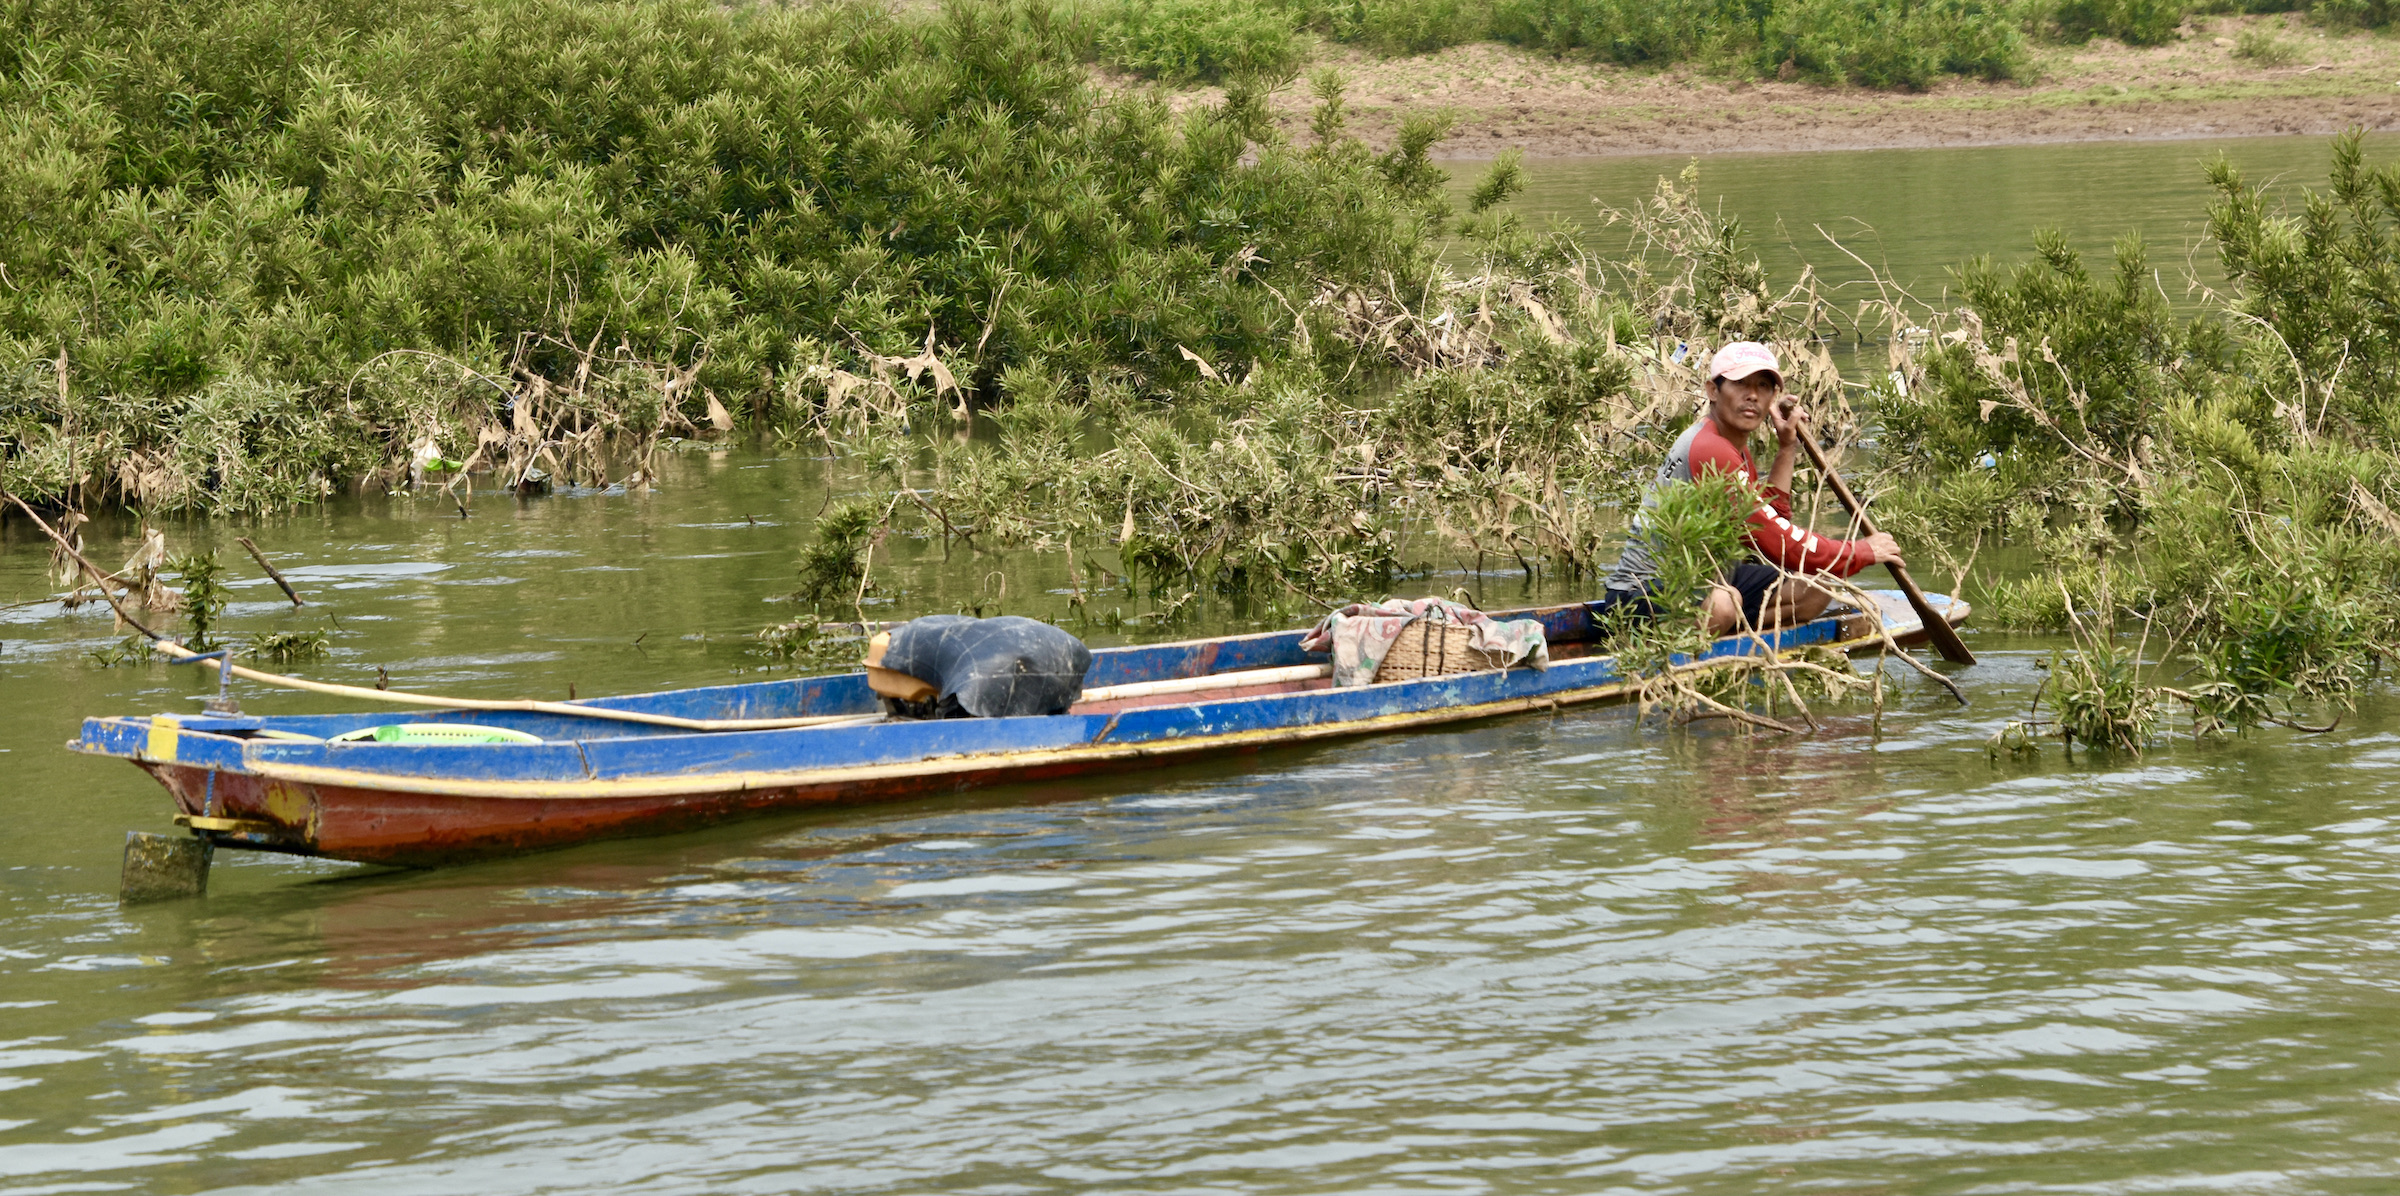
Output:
[1604, 417, 1870, 592]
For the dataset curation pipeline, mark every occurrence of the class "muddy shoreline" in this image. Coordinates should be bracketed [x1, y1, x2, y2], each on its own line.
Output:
[1397, 89, 2400, 160]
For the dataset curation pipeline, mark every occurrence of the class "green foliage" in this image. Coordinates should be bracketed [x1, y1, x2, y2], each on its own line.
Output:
[917, 365, 1415, 602]
[1873, 466, 2020, 541]
[1595, 471, 1752, 692]
[1488, 0, 2027, 87]
[1296, 0, 1491, 52]
[167, 550, 227, 648]
[2308, 0, 2396, 26]
[794, 496, 885, 605]
[1466, 151, 1528, 216]
[1763, 0, 2027, 87]
[1094, 0, 1306, 80]
[1376, 111, 1460, 211]
[2027, 0, 2187, 44]
[87, 634, 159, 668]
[1488, 0, 1729, 66]
[752, 614, 867, 671]
[814, 180, 1798, 614]
[1978, 572, 2074, 628]
[245, 629, 329, 662]
[1891, 229, 2187, 470]
[1640, 471, 1753, 604]
[1086, 0, 2385, 82]
[2207, 131, 2400, 446]
[2232, 24, 2303, 60]
[2190, 566, 2373, 719]
[0, 0, 1454, 513]
[2041, 641, 2161, 752]
[1903, 134, 2400, 745]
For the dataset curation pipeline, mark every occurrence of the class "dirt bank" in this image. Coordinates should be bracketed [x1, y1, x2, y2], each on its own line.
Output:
[1138, 14, 2400, 158]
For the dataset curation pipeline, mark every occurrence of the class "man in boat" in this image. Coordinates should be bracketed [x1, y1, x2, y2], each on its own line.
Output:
[1594, 341, 1905, 636]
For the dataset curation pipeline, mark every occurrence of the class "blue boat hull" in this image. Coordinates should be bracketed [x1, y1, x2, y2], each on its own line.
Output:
[73, 594, 1964, 866]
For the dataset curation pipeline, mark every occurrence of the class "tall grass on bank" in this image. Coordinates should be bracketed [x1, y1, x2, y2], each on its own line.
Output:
[0, 0, 1451, 511]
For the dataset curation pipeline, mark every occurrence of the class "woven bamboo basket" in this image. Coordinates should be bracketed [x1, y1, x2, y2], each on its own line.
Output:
[1373, 619, 1511, 682]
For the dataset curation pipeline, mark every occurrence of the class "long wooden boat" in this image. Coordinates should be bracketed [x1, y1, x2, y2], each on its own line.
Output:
[73, 592, 1967, 868]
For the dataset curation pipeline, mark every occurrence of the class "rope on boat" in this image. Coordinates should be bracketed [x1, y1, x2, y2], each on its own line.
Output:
[6, 493, 880, 734]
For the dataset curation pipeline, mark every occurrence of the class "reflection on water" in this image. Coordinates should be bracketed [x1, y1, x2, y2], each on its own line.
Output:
[4, 136, 2400, 1192]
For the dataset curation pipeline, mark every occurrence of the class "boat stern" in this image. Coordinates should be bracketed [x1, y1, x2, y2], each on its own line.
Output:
[75, 714, 324, 855]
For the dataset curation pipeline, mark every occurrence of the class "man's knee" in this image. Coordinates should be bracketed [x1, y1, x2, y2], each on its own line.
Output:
[1783, 581, 1834, 622]
[1702, 585, 1742, 635]
[1751, 576, 1832, 630]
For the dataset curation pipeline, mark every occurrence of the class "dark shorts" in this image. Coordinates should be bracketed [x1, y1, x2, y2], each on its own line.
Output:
[1590, 563, 1788, 633]
[1724, 562, 1787, 630]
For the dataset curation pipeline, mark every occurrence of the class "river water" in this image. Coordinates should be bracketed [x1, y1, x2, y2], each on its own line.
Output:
[5, 136, 2399, 1194]
[1466, 132, 2400, 311]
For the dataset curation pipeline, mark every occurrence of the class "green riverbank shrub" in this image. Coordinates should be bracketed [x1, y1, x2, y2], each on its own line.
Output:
[1090, 0, 1308, 80]
[2025, 0, 2186, 44]
[2185, 0, 2394, 26]
[1486, 0, 2028, 86]
[1083, 0, 1492, 75]
[2306, 0, 2396, 25]
[794, 496, 886, 605]
[2232, 23, 2304, 60]
[1297, 0, 1491, 54]
[1892, 131, 2400, 742]
[2207, 135, 2400, 446]
[1083, 0, 2160, 87]
[1485, 0, 1728, 67]
[1885, 230, 2191, 470]
[0, 0, 1455, 513]
[1762, 0, 2028, 87]
[2041, 640, 2163, 751]
[1083, 0, 2383, 87]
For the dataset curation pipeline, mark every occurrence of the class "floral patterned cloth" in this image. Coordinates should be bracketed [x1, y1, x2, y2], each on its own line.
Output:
[1299, 598, 1551, 687]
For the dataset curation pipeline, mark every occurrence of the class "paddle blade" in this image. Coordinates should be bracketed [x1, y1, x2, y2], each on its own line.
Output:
[1889, 563, 1976, 665]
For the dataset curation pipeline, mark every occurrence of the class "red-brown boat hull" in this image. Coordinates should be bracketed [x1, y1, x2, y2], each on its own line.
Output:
[141, 746, 1225, 867]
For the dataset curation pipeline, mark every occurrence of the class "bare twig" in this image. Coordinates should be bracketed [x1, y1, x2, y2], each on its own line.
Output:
[5, 493, 164, 639]
[236, 537, 304, 607]
[1817, 575, 1969, 705]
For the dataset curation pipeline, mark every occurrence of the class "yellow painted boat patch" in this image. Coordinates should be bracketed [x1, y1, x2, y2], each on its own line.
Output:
[146, 715, 180, 764]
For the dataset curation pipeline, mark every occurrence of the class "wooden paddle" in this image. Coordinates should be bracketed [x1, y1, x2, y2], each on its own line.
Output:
[1785, 417, 1977, 666]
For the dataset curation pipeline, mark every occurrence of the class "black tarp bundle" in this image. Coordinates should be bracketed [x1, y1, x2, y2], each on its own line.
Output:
[879, 615, 1092, 718]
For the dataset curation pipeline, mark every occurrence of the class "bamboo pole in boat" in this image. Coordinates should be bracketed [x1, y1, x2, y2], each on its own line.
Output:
[140, 662, 883, 732]
[1077, 664, 1332, 705]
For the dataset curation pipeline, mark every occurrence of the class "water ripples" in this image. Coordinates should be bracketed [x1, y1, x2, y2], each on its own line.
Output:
[1, 676, 2396, 1193]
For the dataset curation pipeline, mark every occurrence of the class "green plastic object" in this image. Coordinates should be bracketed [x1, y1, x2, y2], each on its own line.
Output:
[329, 723, 545, 745]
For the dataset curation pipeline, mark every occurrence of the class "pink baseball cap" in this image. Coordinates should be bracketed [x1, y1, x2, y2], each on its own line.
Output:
[1707, 341, 1782, 385]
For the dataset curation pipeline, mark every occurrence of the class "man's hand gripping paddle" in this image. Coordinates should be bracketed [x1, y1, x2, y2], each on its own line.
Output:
[1784, 409, 1977, 667]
